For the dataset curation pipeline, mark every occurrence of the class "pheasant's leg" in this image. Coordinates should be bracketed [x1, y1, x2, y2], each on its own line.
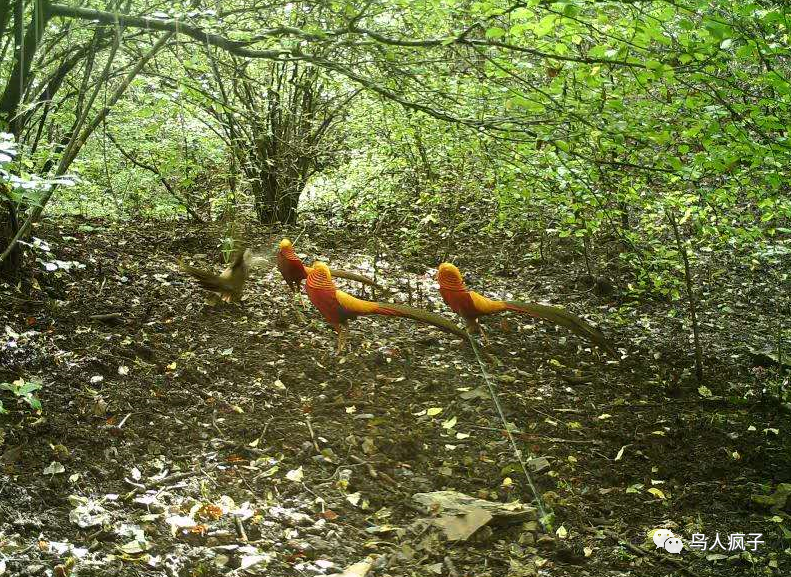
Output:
[286, 284, 306, 322]
[336, 324, 348, 355]
[465, 318, 488, 345]
[294, 280, 307, 309]
[479, 325, 490, 346]
[284, 283, 295, 302]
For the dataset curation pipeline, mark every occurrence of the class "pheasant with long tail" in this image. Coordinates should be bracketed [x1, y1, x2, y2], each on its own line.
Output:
[180, 248, 252, 303]
[436, 263, 615, 354]
[306, 262, 466, 353]
[277, 238, 382, 306]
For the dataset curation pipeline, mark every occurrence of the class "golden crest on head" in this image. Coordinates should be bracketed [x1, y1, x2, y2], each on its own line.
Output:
[279, 238, 292, 249]
[437, 262, 462, 279]
[311, 261, 332, 278]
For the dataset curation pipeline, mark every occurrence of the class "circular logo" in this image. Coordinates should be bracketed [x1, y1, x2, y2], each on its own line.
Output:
[651, 528, 674, 549]
[664, 537, 684, 554]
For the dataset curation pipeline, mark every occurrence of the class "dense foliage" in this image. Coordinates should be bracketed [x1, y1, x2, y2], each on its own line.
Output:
[0, 1, 789, 300]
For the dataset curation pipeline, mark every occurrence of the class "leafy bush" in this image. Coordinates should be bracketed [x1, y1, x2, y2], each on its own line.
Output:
[0, 378, 44, 414]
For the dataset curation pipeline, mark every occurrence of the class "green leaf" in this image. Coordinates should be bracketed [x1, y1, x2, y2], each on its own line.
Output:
[486, 27, 506, 40]
[510, 96, 546, 113]
[17, 382, 42, 395]
[25, 396, 42, 411]
[534, 14, 556, 37]
[562, 3, 580, 18]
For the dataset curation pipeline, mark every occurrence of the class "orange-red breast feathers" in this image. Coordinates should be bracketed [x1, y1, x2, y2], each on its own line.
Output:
[437, 262, 474, 318]
[306, 262, 346, 328]
[437, 262, 507, 320]
[277, 238, 308, 288]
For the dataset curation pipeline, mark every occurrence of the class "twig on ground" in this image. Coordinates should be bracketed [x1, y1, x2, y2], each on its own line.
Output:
[123, 471, 200, 500]
[234, 516, 248, 542]
[350, 454, 378, 478]
[90, 312, 124, 324]
[603, 530, 700, 577]
[305, 415, 320, 453]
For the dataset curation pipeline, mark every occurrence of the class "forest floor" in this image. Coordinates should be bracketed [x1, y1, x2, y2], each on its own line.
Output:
[1, 215, 789, 577]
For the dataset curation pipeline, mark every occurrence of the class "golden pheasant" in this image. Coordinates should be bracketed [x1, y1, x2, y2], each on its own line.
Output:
[306, 262, 466, 353]
[277, 238, 382, 306]
[180, 248, 252, 303]
[436, 263, 615, 354]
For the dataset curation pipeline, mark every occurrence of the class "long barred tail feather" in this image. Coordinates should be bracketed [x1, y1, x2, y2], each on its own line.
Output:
[372, 302, 468, 338]
[505, 301, 616, 354]
[330, 268, 385, 291]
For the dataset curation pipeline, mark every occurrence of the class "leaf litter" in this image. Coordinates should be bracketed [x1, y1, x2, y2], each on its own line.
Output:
[0, 216, 788, 576]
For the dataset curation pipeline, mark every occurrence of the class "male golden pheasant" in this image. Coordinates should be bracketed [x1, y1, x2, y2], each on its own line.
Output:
[277, 238, 381, 306]
[436, 263, 615, 354]
[306, 262, 466, 353]
[180, 248, 252, 303]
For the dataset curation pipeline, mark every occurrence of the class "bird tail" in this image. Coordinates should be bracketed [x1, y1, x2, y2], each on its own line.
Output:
[504, 301, 616, 354]
[179, 261, 234, 294]
[330, 268, 385, 291]
[372, 302, 467, 338]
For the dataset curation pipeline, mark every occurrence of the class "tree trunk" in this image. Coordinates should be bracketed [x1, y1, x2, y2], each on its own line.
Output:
[0, 0, 49, 133]
[0, 199, 21, 278]
[251, 176, 301, 225]
[277, 190, 299, 224]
